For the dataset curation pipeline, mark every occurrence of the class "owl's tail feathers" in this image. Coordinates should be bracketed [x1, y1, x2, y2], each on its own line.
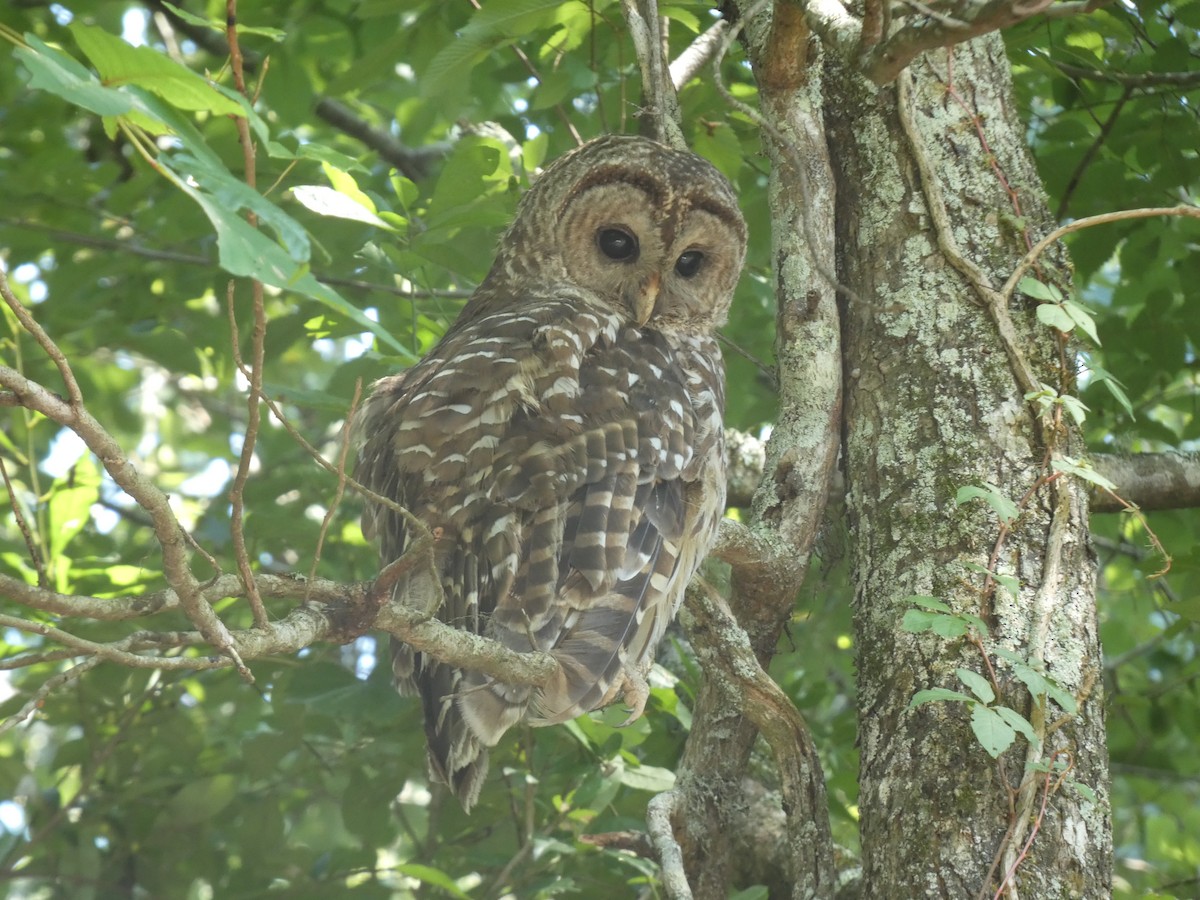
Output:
[393, 638, 529, 812]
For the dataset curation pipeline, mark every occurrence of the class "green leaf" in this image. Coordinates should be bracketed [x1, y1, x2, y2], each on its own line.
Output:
[910, 688, 975, 707]
[1063, 299, 1100, 345]
[1036, 301, 1076, 333]
[160, 2, 287, 40]
[963, 562, 1021, 600]
[426, 135, 514, 225]
[991, 646, 1025, 666]
[422, 0, 568, 97]
[1059, 395, 1089, 426]
[391, 172, 420, 209]
[70, 24, 244, 116]
[956, 483, 1020, 527]
[16, 37, 134, 118]
[322, 163, 378, 213]
[150, 154, 414, 360]
[994, 706, 1038, 745]
[617, 763, 677, 792]
[1018, 276, 1063, 302]
[1051, 456, 1117, 492]
[156, 774, 238, 827]
[291, 185, 391, 228]
[1086, 364, 1135, 419]
[956, 667, 995, 703]
[729, 888, 771, 900]
[1010, 662, 1079, 716]
[396, 864, 472, 899]
[901, 610, 969, 638]
[46, 456, 100, 564]
[1070, 781, 1098, 803]
[970, 704, 1017, 758]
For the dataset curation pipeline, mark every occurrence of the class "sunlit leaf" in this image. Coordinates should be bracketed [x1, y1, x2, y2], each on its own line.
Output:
[71, 23, 244, 115]
[292, 185, 390, 228]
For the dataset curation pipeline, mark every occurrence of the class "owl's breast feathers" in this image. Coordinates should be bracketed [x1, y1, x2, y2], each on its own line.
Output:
[357, 298, 725, 808]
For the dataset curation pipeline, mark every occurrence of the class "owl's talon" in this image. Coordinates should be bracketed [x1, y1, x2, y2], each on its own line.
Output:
[616, 667, 650, 727]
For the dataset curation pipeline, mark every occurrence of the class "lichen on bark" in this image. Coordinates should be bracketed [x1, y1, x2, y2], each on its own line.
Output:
[828, 36, 1111, 898]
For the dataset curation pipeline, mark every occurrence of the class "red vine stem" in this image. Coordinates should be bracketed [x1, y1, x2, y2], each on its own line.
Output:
[225, 0, 270, 630]
[993, 751, 1074, 899]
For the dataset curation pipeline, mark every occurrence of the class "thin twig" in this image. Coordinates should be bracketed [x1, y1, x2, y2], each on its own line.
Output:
[1056, 85, 1133, 220]
[224, 1, 271, 631]
[465, 0, 582, 146]
[0, 219, 472, 299]
[0, 271, 242, 672]
[225, 283, 270, 630]
[1000, 205, 1200, 305]
[0, 574, 558, 685]
[309, 379, 363, 585]
[0, 456, 46, 587]
[0, 268, 83, 411]
[995, 753, 1074, 899]
[1050, 59, 1200, 89]
[0, 657, 103, 736]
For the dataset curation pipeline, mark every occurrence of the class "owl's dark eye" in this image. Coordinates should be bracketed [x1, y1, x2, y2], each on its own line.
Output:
[597, 227, 639, 262]
[675, 249, 705, 278]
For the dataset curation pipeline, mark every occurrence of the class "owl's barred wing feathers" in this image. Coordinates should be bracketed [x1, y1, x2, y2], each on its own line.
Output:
[358, 301, 726, 810]
[358, 133, 745, 811]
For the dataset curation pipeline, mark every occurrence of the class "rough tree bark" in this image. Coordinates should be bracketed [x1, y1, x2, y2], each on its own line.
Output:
[667, 6, 1112, 898]
[828, 36, 1111, 898]
[671, 3, 842, 897]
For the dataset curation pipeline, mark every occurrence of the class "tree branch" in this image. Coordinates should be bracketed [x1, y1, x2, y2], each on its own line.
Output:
[1051, 60, 1200, 89]
[864, 0, 1057, 85]
[0, 218, 473, 299]
[669, 19, 728, 89]
[999, 205, 1200, 305]
[312, 98, 451, 181]
[1, 270, 242, 671]
[681, 582, 836, 896]
[647, 791, 694, 900]
[661, 3, 844, 893]
[726, 429, 1200, 513]
[620, 0, 686, 148]
[225, 1, 272, 630]
[0, 571, 559, 728]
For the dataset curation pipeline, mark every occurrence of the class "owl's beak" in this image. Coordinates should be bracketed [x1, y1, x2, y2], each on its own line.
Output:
[631, 271, 660, 327]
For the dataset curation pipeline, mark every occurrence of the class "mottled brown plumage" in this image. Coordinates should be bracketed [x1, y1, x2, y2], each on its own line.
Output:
[357, 134, 746, 810]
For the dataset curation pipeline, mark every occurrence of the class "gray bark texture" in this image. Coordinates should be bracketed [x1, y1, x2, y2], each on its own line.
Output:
[662, 5, 1112, 896]
[827, 36, 1112, 898]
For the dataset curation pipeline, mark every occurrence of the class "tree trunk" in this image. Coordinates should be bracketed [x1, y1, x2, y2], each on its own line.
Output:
[827, 37, 1112, 897]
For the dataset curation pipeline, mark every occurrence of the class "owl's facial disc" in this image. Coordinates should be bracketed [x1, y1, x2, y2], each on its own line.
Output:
[553, 162, 743, 329]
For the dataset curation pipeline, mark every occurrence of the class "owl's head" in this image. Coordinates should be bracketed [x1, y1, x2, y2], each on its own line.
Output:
[487, 135, 747, 330]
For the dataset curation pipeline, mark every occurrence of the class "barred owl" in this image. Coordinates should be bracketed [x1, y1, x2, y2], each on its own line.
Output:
[357, 134, 746, 810]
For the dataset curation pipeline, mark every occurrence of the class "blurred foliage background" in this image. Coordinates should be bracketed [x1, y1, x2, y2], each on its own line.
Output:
[0, 0, 1197, 896]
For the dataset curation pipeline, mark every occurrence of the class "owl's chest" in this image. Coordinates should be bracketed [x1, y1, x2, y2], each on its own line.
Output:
[390, 313, 724, 492]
